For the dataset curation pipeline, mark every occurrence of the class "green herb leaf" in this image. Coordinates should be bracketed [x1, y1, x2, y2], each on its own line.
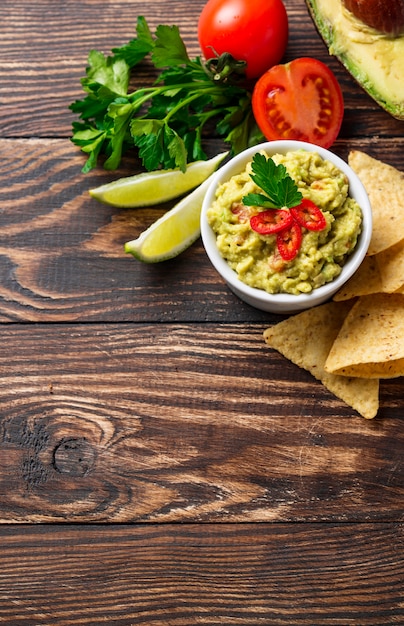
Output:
[112, 16, 154, 68]
[103, 101, 135, 170]
[243, 193, 278, 208]
[84, 51, 130, 96]
[152, 24, 190, 67]
[243, 153, 303, 209]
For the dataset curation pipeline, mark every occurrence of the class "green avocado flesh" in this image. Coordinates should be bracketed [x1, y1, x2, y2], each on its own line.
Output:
[305, 0, 404, 120]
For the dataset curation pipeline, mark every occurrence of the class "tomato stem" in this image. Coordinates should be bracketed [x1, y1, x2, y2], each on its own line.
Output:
[203, 52, 248, 84]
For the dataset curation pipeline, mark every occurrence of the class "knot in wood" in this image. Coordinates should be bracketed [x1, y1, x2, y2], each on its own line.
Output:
[53, 438, 96, 476]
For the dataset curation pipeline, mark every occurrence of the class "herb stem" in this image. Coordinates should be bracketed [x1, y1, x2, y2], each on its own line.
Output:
[127, 82, 229, 105]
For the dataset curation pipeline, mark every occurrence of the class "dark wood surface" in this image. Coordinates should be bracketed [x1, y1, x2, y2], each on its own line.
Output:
[0, 0, 403, 623]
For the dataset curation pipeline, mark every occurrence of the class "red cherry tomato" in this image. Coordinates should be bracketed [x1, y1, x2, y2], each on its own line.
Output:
[252, 57, 344, 148]
[276, 222, 302, 261]
[250, 209, 293, 235]
[198, 0, 289, 80]
[290, 199, 327, 231]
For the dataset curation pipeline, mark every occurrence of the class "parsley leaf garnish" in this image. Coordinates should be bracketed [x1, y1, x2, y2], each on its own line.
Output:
[243, 153, 303, 209]
[69, 16, 262, 173]
[151, 24, 190, 67]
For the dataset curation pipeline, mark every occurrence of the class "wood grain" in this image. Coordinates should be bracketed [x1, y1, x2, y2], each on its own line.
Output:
[0, 323, 402, 522]
[0, 0, 403, 621]
[0, 523, 403, 624]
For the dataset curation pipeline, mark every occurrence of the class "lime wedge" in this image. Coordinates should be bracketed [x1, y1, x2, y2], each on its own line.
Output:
[124, 173, 215, 262]
[89, 152, 228, 208]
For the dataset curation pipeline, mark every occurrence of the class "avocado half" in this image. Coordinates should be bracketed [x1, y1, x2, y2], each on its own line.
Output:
[305, 0, 404, 120]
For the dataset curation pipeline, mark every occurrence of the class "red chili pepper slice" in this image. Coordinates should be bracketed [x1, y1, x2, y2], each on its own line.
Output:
[276, 222, 302, 261]
[250, 209, 293, 235]
[290, 198, 326, 231]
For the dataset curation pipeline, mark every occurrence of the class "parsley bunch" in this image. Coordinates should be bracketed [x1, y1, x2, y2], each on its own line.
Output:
[70, 16, 261, 173]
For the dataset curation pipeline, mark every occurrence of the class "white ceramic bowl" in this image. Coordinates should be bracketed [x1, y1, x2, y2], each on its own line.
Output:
[201, 140, 372, 314]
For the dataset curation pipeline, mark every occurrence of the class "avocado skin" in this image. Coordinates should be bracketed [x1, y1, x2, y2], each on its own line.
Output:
[305, 0, 404, 120]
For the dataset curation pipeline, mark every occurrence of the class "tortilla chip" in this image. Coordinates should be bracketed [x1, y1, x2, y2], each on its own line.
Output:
[334, 239, 404, 300]
[263, 301, 379, 419]
[348, 150, 404, 255]
[325, 293, 404, 379]
[333, 255, 382, 300]
[378, 239, 404, 292]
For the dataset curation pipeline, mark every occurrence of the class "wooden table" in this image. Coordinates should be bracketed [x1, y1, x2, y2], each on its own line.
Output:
[0, 0, 403, 623]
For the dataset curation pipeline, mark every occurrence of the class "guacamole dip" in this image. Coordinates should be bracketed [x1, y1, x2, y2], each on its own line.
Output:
[206, 150, 363, 295]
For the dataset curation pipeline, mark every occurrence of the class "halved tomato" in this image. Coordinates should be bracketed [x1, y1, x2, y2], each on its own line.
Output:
[252, 57, 344, 148]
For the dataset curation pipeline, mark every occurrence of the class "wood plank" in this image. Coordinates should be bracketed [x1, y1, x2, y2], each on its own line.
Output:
[0, 323, 402, 522]
[1, 137, 403, 323]
[1, 0, 404, 139]
[0, 523, 402, 624]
